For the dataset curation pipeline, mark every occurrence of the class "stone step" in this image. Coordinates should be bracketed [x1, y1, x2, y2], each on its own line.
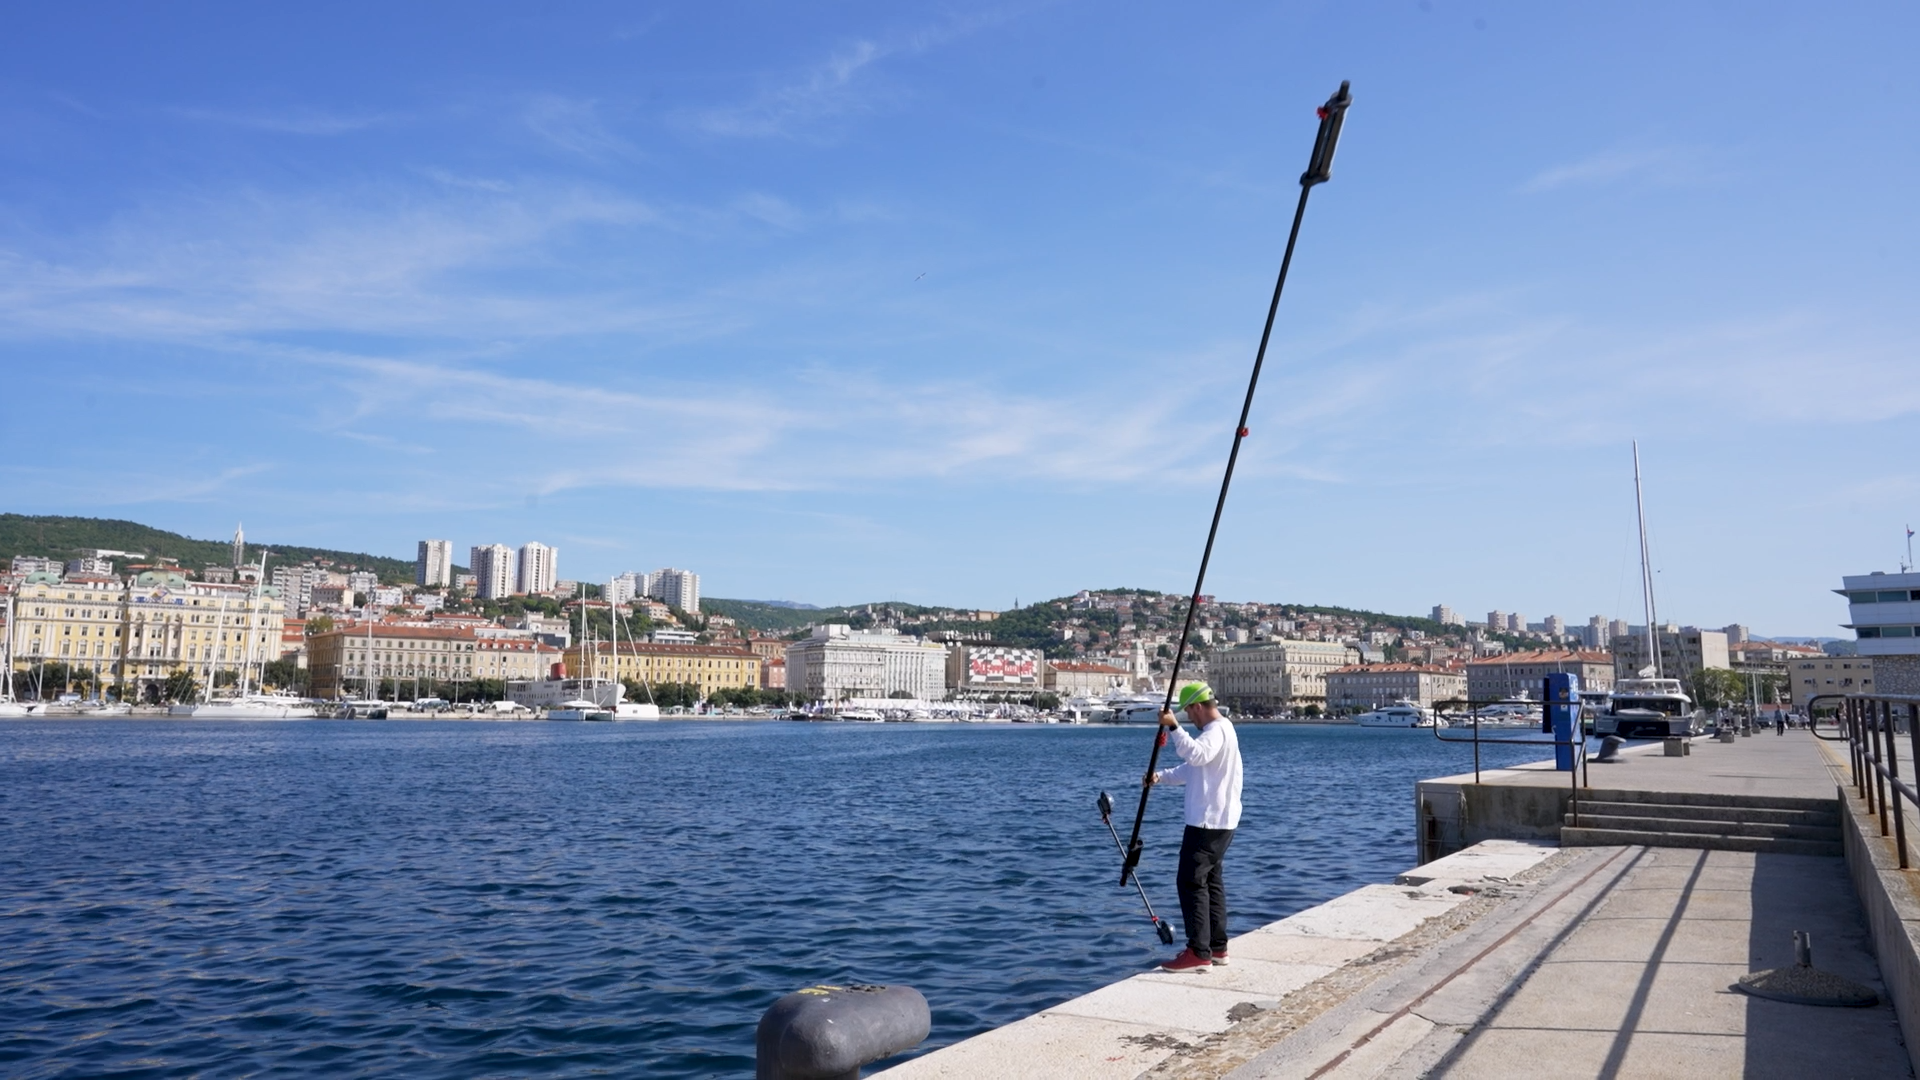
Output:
[1575, 800, 1840, 828]
[1559, 826, 1843, 858]
[1563, 812, 1840, 842]
[1580, 787, 1837, 814]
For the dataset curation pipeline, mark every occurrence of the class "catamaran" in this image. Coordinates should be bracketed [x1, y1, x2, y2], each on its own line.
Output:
[1597, 442, 1700, 739]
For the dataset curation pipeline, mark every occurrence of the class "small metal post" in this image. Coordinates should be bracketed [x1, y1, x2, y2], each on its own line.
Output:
[1794, 930, 1812, 968]
[1884, 702, 1910, 869]
[1876, 701, 1891, 837]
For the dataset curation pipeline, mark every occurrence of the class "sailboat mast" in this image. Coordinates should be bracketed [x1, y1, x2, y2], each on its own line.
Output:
[1633, 441, 1663, 679]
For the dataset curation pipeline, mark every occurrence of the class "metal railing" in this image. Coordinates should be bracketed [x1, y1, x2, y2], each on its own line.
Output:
[1812, 692, 1920, 869]
[1429, 697, 1590, 827]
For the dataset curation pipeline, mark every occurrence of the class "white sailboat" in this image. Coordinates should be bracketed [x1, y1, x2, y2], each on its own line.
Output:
[0, 589, 38, 717]
[606, 578, 658, 720]
[1598, 442, 1701, 739]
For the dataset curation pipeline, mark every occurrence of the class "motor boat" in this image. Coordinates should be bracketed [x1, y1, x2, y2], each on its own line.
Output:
[1355, 700, 1434, 728]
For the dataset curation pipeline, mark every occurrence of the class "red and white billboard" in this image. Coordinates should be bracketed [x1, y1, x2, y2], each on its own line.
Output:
[966, 647, 1040, 684]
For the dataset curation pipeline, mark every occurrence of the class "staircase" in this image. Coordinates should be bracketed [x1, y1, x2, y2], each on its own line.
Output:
[1560, 788, 1844, 857]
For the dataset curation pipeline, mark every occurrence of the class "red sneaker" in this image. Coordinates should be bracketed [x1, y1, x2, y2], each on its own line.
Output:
[1211, 950, 1230, 966]
[1160, 948, 1212, 973]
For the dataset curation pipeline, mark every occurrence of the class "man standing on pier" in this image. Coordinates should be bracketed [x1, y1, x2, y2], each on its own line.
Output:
[1145, 681, 1243, 972]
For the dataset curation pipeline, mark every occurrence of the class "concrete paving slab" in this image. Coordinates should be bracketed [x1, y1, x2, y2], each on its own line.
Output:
[881, 1011, 1184, 1079]
[1395, 839, 1556, 886]
[1227, 932, 1382, 967]
[1433, 1027, 1747, 1079]
[1048, 975, 1283, 1034]
[1137, 957, 1335, 998]
[1432, 731, 1838, 801]
[1547, 914, 1756, 965]
[1264, 885, 1466, 943]
[1491, 957, 1754, 1034]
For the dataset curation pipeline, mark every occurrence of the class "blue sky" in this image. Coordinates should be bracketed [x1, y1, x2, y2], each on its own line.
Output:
[1, 2, 1915, 637]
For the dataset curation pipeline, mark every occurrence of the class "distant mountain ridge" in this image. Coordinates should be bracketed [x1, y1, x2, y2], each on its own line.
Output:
[0, 514, 424, 584]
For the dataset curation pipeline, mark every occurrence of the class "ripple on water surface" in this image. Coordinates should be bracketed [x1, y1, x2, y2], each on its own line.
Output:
[0, 719, 1554, 1077]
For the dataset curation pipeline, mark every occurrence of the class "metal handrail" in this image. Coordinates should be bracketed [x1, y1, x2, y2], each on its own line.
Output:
[1810, 692, 1920, 870]
[1428, 696, 1590, 827]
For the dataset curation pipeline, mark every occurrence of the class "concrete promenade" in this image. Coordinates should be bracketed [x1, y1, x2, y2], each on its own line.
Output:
[886, 732, 1917, 1078]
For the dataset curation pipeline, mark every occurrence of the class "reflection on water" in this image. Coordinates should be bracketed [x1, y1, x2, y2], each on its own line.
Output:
[0, 720, 1554, 1077]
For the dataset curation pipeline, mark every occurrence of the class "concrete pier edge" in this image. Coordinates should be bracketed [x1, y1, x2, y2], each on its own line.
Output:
[1821, 735, 1920, 1078]
[886, 733, 1920, 1077]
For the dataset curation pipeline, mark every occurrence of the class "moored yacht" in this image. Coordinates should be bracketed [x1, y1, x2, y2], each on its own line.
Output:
[548, 698, 614, 721]
[1355, 700, 1434, 728]
[1599, 678, 1700, 739]
[171, 694, 318, 719]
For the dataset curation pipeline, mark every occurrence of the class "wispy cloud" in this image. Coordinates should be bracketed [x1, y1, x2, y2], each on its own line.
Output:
[170, 106, 391, 136]
[683, 13, 1005, 139]
[520, 95, 642, 160]
[1520, 146, 1717, 193]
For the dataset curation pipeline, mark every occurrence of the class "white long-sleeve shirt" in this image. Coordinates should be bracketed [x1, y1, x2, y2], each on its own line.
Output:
[1154, 717, 1242, 830]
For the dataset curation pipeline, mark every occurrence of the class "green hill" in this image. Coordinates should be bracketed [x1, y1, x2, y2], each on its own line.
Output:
[0, 514, 429, 583]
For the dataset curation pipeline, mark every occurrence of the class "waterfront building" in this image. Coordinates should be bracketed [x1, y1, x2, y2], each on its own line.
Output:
[308, 623, 480, 700]
[1046, 660, 1132, 696]
[1466, 649, 1615, 703]
[471, 637, 563, 685]
[946, 644, 1045, 699]
[763, 656, 785, 690]
[1326, 663, 1466, 712]
[416, 540, 453, 588]
[649, 568, 700, 614]
[1837, 570, 1920, 694]
[783, 625, 947, 702]
[1210, 639, 1359, 712]
[1788, 655, 1876, 710]
[567, 641, 760, 699]
[7, 573, 126, 692]
[469, 544, 515, 599]
[1610, 628, 1731, 682]
[517, 543, 557, 595]
[114, 573, 284, 699]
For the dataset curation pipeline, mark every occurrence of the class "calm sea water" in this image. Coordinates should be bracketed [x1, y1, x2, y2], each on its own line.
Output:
[0, 720, 1558, 1078]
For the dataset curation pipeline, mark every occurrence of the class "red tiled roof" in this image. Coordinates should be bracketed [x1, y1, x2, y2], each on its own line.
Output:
[1466, 649, 1611, 667]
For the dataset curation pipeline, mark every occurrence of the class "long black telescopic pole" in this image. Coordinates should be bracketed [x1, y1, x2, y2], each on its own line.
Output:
[1120, 81, 1350, 888]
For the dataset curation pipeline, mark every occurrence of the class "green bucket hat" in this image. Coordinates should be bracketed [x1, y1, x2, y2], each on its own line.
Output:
[1176, 682, 1214, 709]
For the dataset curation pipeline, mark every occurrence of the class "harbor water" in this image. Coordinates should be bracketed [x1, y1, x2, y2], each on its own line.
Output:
[0, 720, 1561, 1078]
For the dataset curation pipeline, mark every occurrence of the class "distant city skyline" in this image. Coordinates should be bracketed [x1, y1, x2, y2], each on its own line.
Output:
[1, 5, 1912, 636]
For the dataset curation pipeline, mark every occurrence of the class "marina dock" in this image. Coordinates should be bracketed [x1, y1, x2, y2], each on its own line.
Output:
[888, 731, 1920, 1078]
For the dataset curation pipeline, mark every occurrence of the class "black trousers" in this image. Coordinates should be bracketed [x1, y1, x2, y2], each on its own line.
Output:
[1177, 825, 1234, 958]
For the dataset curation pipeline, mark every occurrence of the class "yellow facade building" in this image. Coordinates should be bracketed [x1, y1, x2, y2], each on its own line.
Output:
[564, 641, 761, 699]
[6, 570, 285, 698]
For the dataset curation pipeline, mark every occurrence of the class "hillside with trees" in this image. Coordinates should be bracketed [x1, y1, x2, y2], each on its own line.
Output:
[0, 514, 431, 583]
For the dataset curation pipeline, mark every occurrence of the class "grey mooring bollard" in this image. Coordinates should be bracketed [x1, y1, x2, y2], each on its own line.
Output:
[756, 983, 931, 1080]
